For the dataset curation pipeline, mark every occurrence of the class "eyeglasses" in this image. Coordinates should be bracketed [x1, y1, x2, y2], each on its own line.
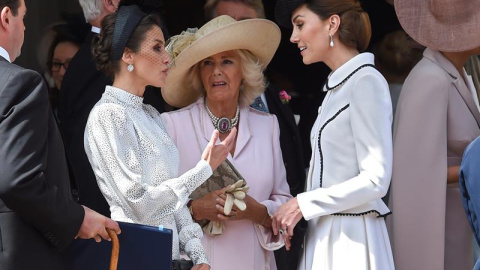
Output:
[49, 60, 71, 72]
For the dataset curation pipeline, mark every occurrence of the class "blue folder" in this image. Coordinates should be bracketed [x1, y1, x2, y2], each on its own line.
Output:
[68, 221, 173, 270]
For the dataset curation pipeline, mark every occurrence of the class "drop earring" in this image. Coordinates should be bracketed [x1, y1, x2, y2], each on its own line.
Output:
[329, 34, 334, 47]
[127, 64, 134, 72]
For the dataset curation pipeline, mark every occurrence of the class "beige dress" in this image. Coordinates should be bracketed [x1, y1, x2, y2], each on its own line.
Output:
[388, 48, 480, 270]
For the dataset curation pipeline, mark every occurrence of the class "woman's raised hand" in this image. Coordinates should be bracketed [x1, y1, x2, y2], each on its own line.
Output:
[201, 127, 237, 171]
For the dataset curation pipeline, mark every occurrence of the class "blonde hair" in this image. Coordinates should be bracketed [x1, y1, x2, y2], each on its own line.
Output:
[187, 49, 266, 106]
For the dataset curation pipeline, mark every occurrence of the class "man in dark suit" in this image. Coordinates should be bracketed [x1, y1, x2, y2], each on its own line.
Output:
[59, 0, 120, 216]
[204, 1, 307, 269]
[0, 1, 120, 269]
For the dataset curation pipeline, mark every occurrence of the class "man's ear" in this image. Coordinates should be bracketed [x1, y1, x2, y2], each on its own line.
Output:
[0, 6, 11, 29]
[104, 0, 118, 14]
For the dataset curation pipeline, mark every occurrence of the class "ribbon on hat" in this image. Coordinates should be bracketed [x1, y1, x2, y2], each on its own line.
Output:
[111, 5, 147, 60]
[165, 28, 198, 67]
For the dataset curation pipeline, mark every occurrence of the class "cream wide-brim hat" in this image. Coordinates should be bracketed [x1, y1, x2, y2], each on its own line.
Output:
[395, 0, 480, 52]
[162, 15, 281, 108]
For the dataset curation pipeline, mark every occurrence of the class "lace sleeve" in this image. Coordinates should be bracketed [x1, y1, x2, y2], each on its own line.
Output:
[175, 207, 210, 265]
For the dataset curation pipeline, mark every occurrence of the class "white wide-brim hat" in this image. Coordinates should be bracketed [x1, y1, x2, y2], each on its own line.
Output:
[395, 0, 480, 52]
[162, 15, 281, 108]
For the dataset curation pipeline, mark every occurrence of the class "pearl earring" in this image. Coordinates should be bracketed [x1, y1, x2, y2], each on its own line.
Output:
[127, 64, 134, 72]
[329, 34, 334, 47]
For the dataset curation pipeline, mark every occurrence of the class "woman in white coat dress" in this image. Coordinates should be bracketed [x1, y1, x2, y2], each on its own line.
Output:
[272, 1, 394, 269]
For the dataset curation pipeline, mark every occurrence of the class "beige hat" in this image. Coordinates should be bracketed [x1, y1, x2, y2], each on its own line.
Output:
[162, 15, 281, 108]
[395, 0, 480, 52]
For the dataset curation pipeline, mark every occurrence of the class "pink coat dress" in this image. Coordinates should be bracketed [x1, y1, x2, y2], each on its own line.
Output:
[388, 48, 480, 270]
[161, 98, 292, 270]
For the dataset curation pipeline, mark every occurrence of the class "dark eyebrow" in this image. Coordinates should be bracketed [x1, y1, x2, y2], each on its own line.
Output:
[292, 14, 303, 23]
[154, 39, 164, 45]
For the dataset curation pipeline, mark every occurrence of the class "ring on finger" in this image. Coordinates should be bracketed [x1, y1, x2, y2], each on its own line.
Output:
[279, 228, 285, 235]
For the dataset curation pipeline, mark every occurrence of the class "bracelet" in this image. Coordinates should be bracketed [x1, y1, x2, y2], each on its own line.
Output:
[260, 211, 270, 226]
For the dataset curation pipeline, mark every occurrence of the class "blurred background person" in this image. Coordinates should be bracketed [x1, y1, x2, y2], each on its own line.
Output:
[273, 0, 394, 269]
[389, 0, 480, 269]
[59, 0, 120, 217]
[45, 22, 88, 123]
[373, 30, 423, 119]
[161, 15, 292, 270]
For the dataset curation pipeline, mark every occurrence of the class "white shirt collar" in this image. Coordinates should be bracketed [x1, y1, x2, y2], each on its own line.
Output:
[0, 46, 11, 62]
[91, 26, 101, 34]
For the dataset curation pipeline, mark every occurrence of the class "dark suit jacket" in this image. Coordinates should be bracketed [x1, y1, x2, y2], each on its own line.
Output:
[60, 31, 111, 216]
[264, 83, 307, 270]
[264, 84, 305, 196]
[0, 56, 84, 269]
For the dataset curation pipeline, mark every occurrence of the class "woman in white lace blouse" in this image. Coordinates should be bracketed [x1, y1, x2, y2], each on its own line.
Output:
[83, 6, 235, 270]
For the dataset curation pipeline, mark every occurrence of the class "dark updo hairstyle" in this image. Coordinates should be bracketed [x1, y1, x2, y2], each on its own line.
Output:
[305, 0, 371, 52]
[91, 11, 163, 78]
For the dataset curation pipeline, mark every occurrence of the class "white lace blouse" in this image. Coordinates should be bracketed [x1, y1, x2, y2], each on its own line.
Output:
[84, 86, 211, 265]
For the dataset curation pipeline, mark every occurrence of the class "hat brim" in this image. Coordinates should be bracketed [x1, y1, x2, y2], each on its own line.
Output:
[395, 0, 480, 52]
[274, 0, 306, 29]
[162, 19, 281, 108]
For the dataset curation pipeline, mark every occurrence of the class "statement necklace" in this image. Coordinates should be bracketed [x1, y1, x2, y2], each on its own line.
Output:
[325, 64, 375, 91]
[205, 99, 240, 133]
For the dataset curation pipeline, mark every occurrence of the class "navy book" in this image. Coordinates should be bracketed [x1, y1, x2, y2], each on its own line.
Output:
[67, 221, 173, 269]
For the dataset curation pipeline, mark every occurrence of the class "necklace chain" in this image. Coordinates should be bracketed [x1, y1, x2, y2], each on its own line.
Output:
[204, 99, 239, 133]
[325, 64, 375, 91]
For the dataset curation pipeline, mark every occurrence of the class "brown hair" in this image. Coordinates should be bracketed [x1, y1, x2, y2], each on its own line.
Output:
[305, 0, 371, 52]
[204, 0, 265, 20]
[91, 12, 163, 77]
[0, 0, 20, 15]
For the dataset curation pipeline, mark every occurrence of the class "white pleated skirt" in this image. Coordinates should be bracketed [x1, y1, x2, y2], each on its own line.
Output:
[298, 213, 395, 270]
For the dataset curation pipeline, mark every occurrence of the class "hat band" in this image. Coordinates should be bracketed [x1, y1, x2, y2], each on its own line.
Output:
[111, 5, 146, 61]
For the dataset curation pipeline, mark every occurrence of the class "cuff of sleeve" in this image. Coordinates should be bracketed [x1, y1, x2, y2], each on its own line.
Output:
[185, 238, 210, 266]
[253, 223, 284, 251]
[297, 191, 324, 221]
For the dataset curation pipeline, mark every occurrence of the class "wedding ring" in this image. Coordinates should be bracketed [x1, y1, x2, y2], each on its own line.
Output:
[279, 228, 285, 235]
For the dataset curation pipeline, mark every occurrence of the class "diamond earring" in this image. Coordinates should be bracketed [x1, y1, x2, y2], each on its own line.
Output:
[127, 64, 134, 72]
[329, 34, 334, 47]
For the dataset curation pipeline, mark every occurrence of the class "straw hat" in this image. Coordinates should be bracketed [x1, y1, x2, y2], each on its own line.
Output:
[395, 0, 480, 52]
[162, 15, 281, 108]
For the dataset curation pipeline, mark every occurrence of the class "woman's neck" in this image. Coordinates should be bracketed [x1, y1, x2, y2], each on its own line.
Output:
[113, 74, 146, 97]
[325, 45, 359, 72]
[205, 98, 238, 119]
[441, 51, 470, 75]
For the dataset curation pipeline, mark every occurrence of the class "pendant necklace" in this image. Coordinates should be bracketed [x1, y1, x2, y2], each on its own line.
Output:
[205, 99, 239, 133]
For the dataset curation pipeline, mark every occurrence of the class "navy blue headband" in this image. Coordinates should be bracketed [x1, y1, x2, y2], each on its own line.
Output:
[111, 5, 146, 60]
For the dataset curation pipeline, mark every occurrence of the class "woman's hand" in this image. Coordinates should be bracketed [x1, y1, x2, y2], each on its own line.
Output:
[202, 128, 237, 171]
[191, 186, 232, 222]
[216, 194, 270, 227]
[272, 197, 303, 250]
[192, 263, 210, 270]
